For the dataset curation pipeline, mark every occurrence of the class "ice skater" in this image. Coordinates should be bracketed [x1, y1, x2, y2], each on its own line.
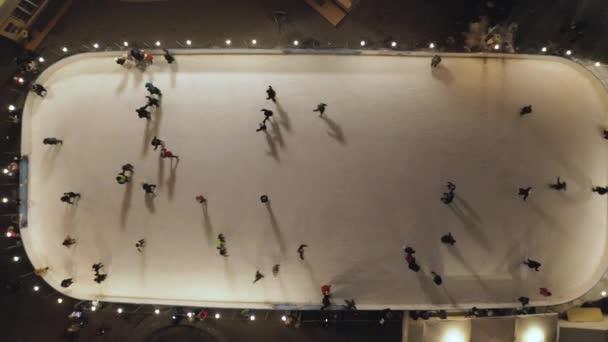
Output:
[321, 284, 331, 296]
[121, 163, 134, 175]
[216, 234, 228, 257]
[261, 109, 274, 123]
[272, 264, 280, 276]
[116, 172, 129, 184]
[94, 273, 107, 284]
[345, 299, 358, 311]
[160, 148, 179, 160]
[43, 137, 63, 145]
[130, 48, 145, 62]
[145, 95, 160, 108]
[539, 287, 552, 297]
[549, 177, 567, 191]
[136, 106, 151, 120]
[256, 122, 267, 132]
[313, 103, 327, 116]
[135, 239, 145, 252]
[266, 86, 276, 102]
[61, 278, 74, 288]
[92, 263, 104, 274]
[260, 195, 270, 203]
[142, 183, 157, 195]
[321, 294, 331, 310]
[62, 236, 76, 247]
[297, 244, 308, 260]
[441, 182, 456, 204]
[61, 192, 80, 204]
[518, 187, 532, 201]
[30, 83, 47, 97]
[431, 55, 442, 68]
[431, 272, 443, 286]
[518, 296, 530, 307]
[592, 186, 608, 195]
[253, 270, 264, 283]
[162, 49, 175, 64]
[151, 136, 165, 150]
[520, 105, 533, 116]
[523, 258, 541, 271]
[440, 233, 456, 245]
[145, 82, 162, 97]
[195, 195, 207, 204]
[404, 246, 416, 255]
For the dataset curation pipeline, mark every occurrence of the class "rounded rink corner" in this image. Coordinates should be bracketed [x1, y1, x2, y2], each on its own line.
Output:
[18, 50, 608, 310]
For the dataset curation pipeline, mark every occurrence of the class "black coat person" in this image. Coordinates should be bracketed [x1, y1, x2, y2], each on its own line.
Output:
[592, 186, 608, 195]
[43, 137, 63, 145]
[520, 105, 533, 116]
[431, 55, 442, 67]
[518, 187, 532, 201]
[523, 259, 541, 271]
[266, 86, 276, 102]
[130, 48, 145, 61]
[261, 109, 273, 122]
[162, 49, 175, 64]
[313, 103, 327, 115]
[431, 272, 443, 285]
[145, 96, 160, 108]
[440, 233, 456, 245]
[136, 106, 151, 119]
[142, 183, 156, 194]
[549, 177, 567, 191]
[297, 244, 308, 260]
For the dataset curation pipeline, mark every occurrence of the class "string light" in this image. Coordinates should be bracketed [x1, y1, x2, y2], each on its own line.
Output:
[281, 315, 287, 321]
[186, 40, 192, 46]
[57, 298, 63, 304]
[566, 50, 572, 56]
[33, 285, 39, 291]
[595, 62, 601, 67]
[293, 40, 299, 46]
[251, 39, 257, 45]
[155, 41, 161, 47]
[91, 306, 97, 312]
[391, 41, 397, 48]
[494, 44, 500, 50]
[215, 313, 220, 319]
[360, 40, 366, 47]
[117, 308, 123, 314]
[602, 291, 606, 297]
[123, 41, 129, 47]
[3, 169, 8, 174]
[250, 315, 256, 321]
[2, 197, 9, 203]
[62, 47, 68, 53]
[8, 105, 16, 112]
[93, 43, 99, 49]
[187, 312, 193, 318]
[12, 256, 19, 262]
[38, 57, 45, 63]
[225, 39, 231, 46]
[429, 42, 435, 49]
[154, 309, 160, 315]
[541, 47, 547, 53]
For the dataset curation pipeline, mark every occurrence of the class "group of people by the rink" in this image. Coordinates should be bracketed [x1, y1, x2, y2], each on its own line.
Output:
[34, 51, 608, 314]
[115, 47, 175, 70]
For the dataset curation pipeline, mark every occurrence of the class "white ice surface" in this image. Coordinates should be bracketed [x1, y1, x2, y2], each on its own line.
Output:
[20, 51, 608, 310]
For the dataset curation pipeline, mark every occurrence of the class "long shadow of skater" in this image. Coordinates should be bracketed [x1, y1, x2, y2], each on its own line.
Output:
[270, 120, 285, 148]
[447, 247, 494, 296]
[275, 102, 291, 132]
[201, 205, 214, 245]
[431, 65, 453, 85]
[265, 203, 287, 255]
[449, 197, 491, 251]
[119, 181, 134, 229]
[321, 115, 346, 144]
[144, 194, 156, 213]
[157, 155, 165, 186]
[415, 272, 443, 305]
[141, 106, 164, 157]
[167, 161, 177, 200]
[170, 62, 178, 88]
[264, 130, 279, 161]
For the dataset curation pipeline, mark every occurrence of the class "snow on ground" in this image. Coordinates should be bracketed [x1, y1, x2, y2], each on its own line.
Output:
[20, 51, 608, 309]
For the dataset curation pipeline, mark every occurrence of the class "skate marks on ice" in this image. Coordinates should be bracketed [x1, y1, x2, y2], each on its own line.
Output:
[119, 179, 134, 230]
[448, 196, 491, 251]
[431, 64, 454, 85]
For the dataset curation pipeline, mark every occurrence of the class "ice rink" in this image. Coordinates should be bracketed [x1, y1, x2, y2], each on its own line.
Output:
[20, 51, 608, 310]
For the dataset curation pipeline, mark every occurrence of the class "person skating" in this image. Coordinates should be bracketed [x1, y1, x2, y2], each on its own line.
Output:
[61, 192, 81, 204]
[162, 49, 175, 64]
[272, 264, 280, 276]
[151, 136, 165, 150]
[523, 258, 541, 271]
[440, 233, 456, 245]
[145, 82, 162, 97]
[135, 239, 145, 252]
[403, 246, 416, 256]
[408, 261, 421, 272]
[160, 148, 179, 160]
[92, 263, 104, 274]
[313, 103, 327, 116]
[549, 177, 567, 191]
[518, 187, 532, 201]
[35, 267, 50, 277]
[144, 52, 154, 65]
[142, 183, 156, 195]
[43, 137, 63, 145]
[136, 106, 151, 120]
[592, 186, 608, 195]
[321, 284, 331, 296]
[62, 236, 76, 247]
[130, 48, 145, 62]
[520, 105, 533, 116]
[539, 287, 552, 297]
[116, 172, 129, 184]
[321, 294, 331, 310]
[297, 244, 308, 260]
[94, 273, 107, 284]
[260, 195, 270, 203]
[518, 296, 530, 306]
[431, 272, 443, 286]
[145, 96, 160, 108]
[266, 86, 276, 102]
[30, 83, 47, 97]
[195, 195, 207, 204]
[121, 163, 134, 174]
[61, 278, 74, 288]
[216, 234, 228, 257]
[441, 181, 456, 204]
[253, 270, 264, 283]
[345, 299, 357, 311]
[261, 109, 274, 123]
[256, 122, 267, 132]
[431, 55, 442, 68]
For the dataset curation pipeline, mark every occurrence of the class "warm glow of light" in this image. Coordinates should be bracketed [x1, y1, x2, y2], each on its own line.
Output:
[225, 39, 231, 45]
[33, 286, 39, 291]
[566, 50, 572, 56]
[186, 40, 192, 45]
[154, 309, 160, 314]
[250, 315, 256, 321]
[123, 41, 129, 47]
[8, 105, 16, 112]
[494, 44, 500, 50]
[601, 290, 606, 297]
[281, 315, 287, 321]
[251, 39, 257, 45]
[3, 169, 8, 174]
[595, 62, 601, 67]
[360, 40, 366, 46]
[91, 306, 97, 311]
[38, 57, 44, 63]
[155, 41, 161, 47]
[57, 298, 63, 304]
[523, 327, 545, 342]
[215, 313, 220, 319]
[93, 43, 99, 49]
[2, 198, 9, 203]
[429, 42, 435, 49]
[541, 47, 547, 52]
[18, 78, 24, 84]
[187, 312, 193, 317]
[12, 256, 19, 262]
[62, 47, 68, 53]
[391, 41, 397, 47]
[442, 328, 466, 342]
[6, 232, 11, 237]
[293, 40, 299, 46]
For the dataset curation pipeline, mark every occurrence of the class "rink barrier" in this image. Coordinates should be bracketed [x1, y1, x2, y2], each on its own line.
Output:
[22, 51, 608, 311]
[18, 155, 28, 228]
